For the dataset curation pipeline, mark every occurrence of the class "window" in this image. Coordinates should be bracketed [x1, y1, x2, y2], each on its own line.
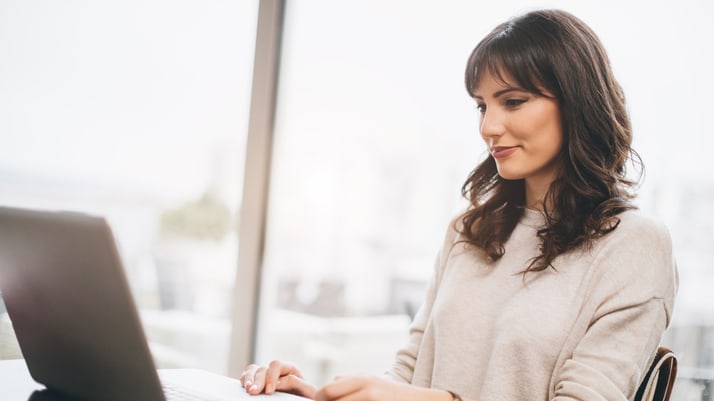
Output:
[0, 0, 258, 374]
[256, 0, 478, 383]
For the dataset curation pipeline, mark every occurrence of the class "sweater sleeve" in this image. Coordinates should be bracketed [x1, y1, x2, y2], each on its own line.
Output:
[551, 214, 678, 401]
[386, 222, 459, 383]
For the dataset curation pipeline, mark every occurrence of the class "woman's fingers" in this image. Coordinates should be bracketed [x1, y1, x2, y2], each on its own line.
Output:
[264, 360, 295, 393]
[264, 361, 283, 394]
[239, 361, 316, 398]
[239, 364, 260, 389]
[275, 373, 318, 399]
[248, 365, 268, 394]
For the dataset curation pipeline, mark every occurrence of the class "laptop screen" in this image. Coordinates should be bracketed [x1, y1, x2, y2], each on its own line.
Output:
[0, 207, 166, 401]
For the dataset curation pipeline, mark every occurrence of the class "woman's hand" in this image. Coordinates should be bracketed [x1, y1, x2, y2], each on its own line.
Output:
[240, 360, 317, 399]
[314, 375, 452, 401]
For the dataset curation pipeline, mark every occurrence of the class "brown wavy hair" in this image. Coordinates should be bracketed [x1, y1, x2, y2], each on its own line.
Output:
[457, 9, 642, 272]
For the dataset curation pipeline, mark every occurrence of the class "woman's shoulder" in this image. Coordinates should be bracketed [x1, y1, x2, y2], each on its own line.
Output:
[606, 209, 672, 245]
[593, 209, 675, 278]
[587, 209, 678, 319]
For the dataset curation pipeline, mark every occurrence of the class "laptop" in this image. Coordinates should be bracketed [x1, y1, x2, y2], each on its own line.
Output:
[0, 206, 307, 401]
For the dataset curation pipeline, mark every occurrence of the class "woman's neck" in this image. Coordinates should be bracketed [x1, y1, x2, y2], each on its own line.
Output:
[525, 177, 554, 212]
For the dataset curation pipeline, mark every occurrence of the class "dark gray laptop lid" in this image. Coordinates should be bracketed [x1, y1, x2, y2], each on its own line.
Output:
[0, 206, 166, 401]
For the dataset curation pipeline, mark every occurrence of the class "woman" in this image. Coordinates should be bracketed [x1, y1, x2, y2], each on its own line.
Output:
[240, 9, 677, 401]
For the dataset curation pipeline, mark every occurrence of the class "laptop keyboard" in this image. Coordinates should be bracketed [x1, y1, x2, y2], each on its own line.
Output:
[162, 383, 224, 401]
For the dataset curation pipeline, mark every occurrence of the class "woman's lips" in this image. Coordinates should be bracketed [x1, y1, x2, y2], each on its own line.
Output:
[491, 146, 519, 158]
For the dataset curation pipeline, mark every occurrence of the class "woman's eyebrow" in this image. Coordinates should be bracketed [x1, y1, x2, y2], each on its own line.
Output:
[474, 87, 529, 99]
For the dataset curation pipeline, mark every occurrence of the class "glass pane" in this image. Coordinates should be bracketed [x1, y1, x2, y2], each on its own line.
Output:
[258, 0, 484, 384]
[0, 0, 258, 374]
[258, 0, 714, 397]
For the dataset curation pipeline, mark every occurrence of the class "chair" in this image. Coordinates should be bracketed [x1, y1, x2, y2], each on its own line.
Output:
[634, 346, 678, 401]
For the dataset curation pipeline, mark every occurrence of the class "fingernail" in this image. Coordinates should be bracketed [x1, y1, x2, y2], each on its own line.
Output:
[249, 385, 258, 393]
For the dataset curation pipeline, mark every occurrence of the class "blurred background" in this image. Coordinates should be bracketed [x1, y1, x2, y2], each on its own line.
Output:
[0, 1, 712, 400]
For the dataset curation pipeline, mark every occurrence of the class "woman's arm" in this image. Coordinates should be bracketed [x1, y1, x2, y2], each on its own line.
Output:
[551, 215, 678, 400]
[314, 376, 470, 401]
[387, 222, 459, 382]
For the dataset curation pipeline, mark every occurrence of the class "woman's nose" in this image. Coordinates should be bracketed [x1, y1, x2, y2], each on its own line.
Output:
[479, 109, 505, 139]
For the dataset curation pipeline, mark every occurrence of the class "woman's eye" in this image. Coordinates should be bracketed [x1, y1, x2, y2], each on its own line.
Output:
[504, 98, 527, 107]
[476, 104, 486, 113]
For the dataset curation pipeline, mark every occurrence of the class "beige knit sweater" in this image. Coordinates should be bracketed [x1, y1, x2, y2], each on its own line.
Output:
[387, 209, 677, 401]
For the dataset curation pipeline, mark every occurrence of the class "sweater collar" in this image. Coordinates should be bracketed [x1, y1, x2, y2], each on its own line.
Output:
[521, 208, 546, 229]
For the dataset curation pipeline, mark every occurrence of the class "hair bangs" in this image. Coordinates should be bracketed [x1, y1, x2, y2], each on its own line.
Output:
[465, 22, 555, 99]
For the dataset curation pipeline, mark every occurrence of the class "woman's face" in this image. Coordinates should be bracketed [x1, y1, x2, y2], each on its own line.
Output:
[474, 69, 563, 202]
